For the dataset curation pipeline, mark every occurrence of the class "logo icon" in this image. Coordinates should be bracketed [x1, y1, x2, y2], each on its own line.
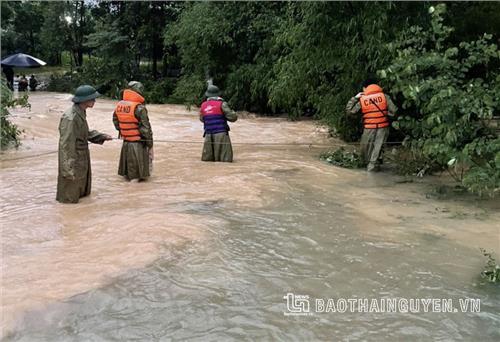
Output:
[283, 293, 311, 316]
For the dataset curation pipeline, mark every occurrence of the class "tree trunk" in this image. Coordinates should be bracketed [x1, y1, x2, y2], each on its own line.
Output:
[30, 30, 35, 54]
[162, 54, 168, 77]
[77, 50, 83, 66]
[152, 36, 158, 79]
[73, 51, 79, 67]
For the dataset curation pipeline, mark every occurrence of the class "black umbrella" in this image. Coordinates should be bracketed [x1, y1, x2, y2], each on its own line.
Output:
[1, 53, 47, 68]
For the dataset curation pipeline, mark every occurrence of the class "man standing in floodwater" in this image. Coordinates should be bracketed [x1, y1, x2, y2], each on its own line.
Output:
[200, 85, 238, 162]
[112, 81, 153, 181]
[18, 75, 28, 91]
[29, 74, 38, 91]
[346, 79, 397, 171]
[57, 85, 112, 203]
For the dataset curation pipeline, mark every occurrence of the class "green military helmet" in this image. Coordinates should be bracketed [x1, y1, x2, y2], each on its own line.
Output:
[72, 85, 100, 103]
[205, 85, 221, 98]
[128, 81, 144, 95]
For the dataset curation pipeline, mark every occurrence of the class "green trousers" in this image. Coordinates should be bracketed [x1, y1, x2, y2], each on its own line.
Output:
[360, 127, 389, 171]
[118, 141, 150, 180]
[201, 132, 234, 162]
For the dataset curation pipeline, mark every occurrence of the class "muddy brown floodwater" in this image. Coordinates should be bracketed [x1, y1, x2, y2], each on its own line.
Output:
[1, 92, 499, 341]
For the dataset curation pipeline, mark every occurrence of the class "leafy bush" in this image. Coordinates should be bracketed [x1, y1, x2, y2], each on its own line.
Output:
[168, 73, 206, 108]
[47, 60, 128, 100]
[379, 4, 500, 196]
[143, 78, 177, 104]
[225, 62, 276, 114]
[320, 147, 363, 169]
[1, 78, 29, 149]
[75, 59, 127, 99]
[47, 65, 180, 104]
[47, 73, 75, 93]
[389, 147, 442, 177]
[164, 2, 283, 112]
[480, 248, 500, 284]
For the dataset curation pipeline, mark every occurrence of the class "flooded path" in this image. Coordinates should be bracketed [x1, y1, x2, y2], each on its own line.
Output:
[1, 92, 499, 340]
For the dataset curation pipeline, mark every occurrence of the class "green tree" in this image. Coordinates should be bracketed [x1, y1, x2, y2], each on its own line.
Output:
[83, 20, 130, 97]
[165, 2, 430, 127]
[165, 2, 284, 109]
[1, 78, 29, 149]
[66, 0, 93, 67]
[1, 1, 44, 56]
[268, 2, 430, 139]
[39, 1, 71, 65]
[379, 4, 500, 196]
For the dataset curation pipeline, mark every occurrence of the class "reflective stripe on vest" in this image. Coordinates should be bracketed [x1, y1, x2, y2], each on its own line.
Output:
[115, 89, 144, 141]
[200, 100, 229, 134]
[360, 84, 389, 129]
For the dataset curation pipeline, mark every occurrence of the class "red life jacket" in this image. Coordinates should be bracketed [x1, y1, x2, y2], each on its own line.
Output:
[200, 99, 229, 135]
[115, 89, 145, 141]
[360, 84, 390, 129]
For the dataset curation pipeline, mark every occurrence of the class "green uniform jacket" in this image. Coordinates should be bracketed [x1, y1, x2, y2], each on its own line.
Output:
[200, 98, 238, 162]
[113, 104, 153, 179]
[56, 105, 108, 203]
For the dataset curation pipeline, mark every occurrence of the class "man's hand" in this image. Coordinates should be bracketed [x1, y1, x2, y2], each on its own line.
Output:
[354, 92, 363, 99]
[63, 173, 75, 181]
[102, 134, 113, 142]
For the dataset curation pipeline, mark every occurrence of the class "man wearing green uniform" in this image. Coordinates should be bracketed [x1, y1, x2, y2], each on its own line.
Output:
[112, 81, 153, 181]
[346, 79, 397, 171]
[200, 85, 238, 162]
[56, 85, 112, 203]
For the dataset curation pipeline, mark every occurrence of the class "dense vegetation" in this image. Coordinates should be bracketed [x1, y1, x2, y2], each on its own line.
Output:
[0, 79, 28, 149]
[1, 1, 499, 195]
[380, 4, 499, 196]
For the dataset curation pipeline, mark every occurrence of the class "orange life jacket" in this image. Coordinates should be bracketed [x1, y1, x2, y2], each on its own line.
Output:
[360, 84, 390, 129]
[115, 89, 145, 142]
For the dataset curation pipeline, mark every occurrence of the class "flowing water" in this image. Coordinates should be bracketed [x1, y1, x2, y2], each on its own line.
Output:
[1, 92, 499, 341]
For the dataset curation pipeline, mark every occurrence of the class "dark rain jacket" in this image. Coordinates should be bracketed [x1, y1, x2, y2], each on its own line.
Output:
[56, 104, 108, 203]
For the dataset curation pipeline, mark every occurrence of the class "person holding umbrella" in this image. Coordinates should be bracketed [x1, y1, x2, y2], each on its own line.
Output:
[2, 66, 14, 90]
[56, 85, 112, 203]
[1, 53, 46, 90]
